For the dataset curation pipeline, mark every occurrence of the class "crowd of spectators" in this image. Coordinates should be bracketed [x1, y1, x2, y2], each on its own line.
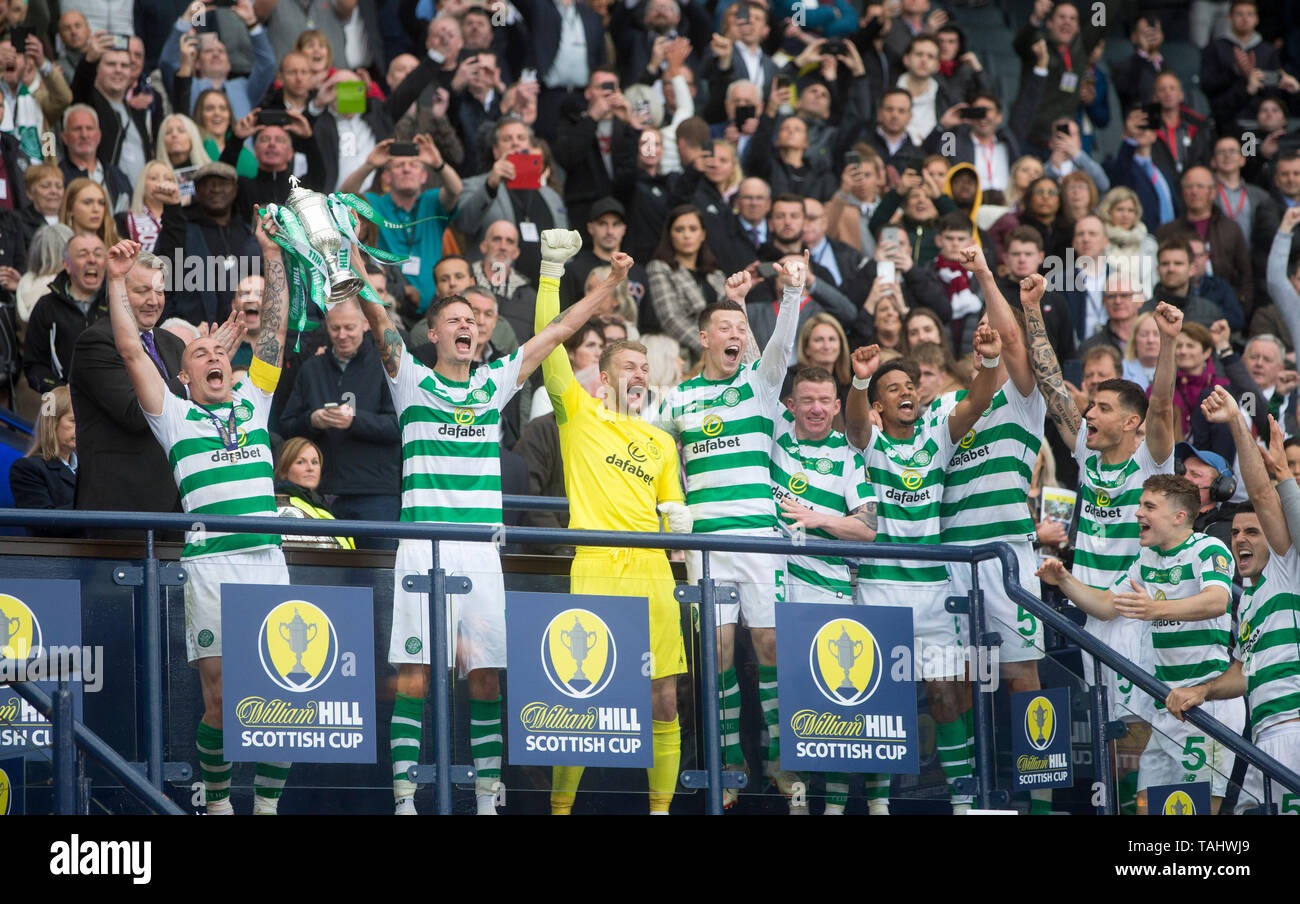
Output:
[0, 0, 1298, 565]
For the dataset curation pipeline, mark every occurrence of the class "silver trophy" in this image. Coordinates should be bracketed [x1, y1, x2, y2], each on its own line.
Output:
[828, 627, 863, 696]
[283, 176, 364, 303]
[278, 607, 318, 685]
[560, 616, 599, 690]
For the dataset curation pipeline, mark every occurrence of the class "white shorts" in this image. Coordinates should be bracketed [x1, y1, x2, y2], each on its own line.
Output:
[389, 538, 506, 674]
[685, 529, 785, 629]
[1139, 698, 1244, 798]
[1081, 614, 1153, 724]
[183, 547, 290, 663]
[785, 576, 852, 606]
[948, 540, 1043, 664]
[1237, 720, 1300, 814]
[856, 579, 967, 678]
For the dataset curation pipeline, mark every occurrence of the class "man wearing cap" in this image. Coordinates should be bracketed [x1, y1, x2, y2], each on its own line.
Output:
[155, 161, 259, 326]
[1177, 442, 1238, 550]
[559, 197, 650, 314]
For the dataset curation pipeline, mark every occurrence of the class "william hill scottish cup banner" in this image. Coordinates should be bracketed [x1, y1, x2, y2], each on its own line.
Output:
[1149, 782, 1212, 815]
[776, 603, 918, 773]
[222, 584, 376, 762]
[0, 579, 83, 754]
[1010, 687, 1073, 789]
[507, 591, 652, 768]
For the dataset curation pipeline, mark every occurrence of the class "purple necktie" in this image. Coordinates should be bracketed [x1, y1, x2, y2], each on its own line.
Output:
[140, 331, 168, 379]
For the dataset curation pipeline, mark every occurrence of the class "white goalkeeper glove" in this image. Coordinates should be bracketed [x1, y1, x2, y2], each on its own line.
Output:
[539, 229, 582, 279]
[657, 502, 693, 534]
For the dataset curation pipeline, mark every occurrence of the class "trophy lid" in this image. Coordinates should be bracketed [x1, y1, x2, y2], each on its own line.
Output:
[285, 174, 313, 205]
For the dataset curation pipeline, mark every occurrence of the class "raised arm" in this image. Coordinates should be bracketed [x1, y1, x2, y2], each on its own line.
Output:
[518, 231, 629, 383]
[534, 240, 577, 409]
[1269, 208, 1300, 351]
[252, 212, 290, 373]
[1036, 556, 1120, 620]
[1021, 272, 1081, 448]
[962, 244, 1035, 397]
[107, 241, 166, 416]
[844, 344, 880, 450]
[947, 324, 1004, 443]
[359, 264, 406, 378]
[1145, 301, 1183, 465]
[1204, 386, 1291, 551]
[758, 251, 808, 390]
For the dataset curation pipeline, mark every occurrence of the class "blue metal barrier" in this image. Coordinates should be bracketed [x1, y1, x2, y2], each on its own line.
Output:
[1, 505, 1296, 814]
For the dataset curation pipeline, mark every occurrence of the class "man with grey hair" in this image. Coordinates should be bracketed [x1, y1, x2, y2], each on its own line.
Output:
[1241, 334, 1297, 436]
[474, 219, 538, 344]
[59, 103, 130, 211]
[24, 234, 108, 394]
[279, 296, 401, 549]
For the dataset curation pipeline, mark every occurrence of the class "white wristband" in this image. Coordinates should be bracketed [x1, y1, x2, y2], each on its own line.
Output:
[852, 374, 871, 391]
[980, 355, 1001, 369]
[539, 261, 565, 280]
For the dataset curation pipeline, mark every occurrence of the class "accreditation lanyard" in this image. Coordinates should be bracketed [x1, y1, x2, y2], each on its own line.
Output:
[200, 404, 240, 451]
[1217, 183, 1246, 220]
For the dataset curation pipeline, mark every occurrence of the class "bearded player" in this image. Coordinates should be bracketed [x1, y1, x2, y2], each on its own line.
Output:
[361, 229, 628, 815]
[530, 249, 692, 815]
[110, 217, 293, 815]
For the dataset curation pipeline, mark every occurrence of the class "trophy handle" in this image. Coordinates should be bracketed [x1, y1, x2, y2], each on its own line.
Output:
[853, 640, 863, 659]
[827, 636, 838, 657]
[559, 630, 573, 653]
[7, 618, 18, 636]
[305, 623, 318, 644]
[585, 632, 598, 652]
[278, 622, 292, 643]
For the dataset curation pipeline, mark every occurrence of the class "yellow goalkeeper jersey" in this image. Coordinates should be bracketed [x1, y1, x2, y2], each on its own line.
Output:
[536, 275, 683, 533]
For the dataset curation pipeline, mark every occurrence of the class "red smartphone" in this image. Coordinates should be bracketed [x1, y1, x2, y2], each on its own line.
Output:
[507, 153, 543, 190]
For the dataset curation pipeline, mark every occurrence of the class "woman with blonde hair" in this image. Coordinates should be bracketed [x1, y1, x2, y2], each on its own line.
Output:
[1123, 311, 1162, 390]
[117, 161, 180, 253]
[8, 385, 78, 535]
[274, 437, 355, 549]
[156, 113, 212, 170]
[20, 163, 64, 240]
[1097, 185, 1157, 294]
[59, 178, 120, 247]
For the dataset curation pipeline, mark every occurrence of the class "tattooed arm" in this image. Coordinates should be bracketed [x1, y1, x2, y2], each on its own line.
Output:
[357, 265, 406, 378]
[252, 213, 291, 374]
[778, 498, 878, 541]
[1019, 273, 1081, 449]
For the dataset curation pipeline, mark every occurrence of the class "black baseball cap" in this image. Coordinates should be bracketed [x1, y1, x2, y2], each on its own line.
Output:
[587, 197, 626, 223]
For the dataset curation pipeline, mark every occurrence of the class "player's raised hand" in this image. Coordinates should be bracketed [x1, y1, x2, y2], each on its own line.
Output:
[724, 269, 754, 303]
[1020, 272, 1046, 308]
[607, 251, 633, 283]
[971, 323, 1002, 363]
[1200, 385, 1239, 424]
[1260, 415, 1292, 482]
[107, 240, 143, 281]
[1153, 301, 1184, 339]
[1114, 578, 1158, 620]
[773, 249, 809, 289]
[1165, 684, 1208, 722]
[540, 229, 582, 264]
[850, 344, 880, 380]
[1280, 205, 1300, 235]
[202, 305, 248, 355]
[254, 208, 281, 254]
[960, 244, 988, 275]
[1035, 557, 1066, 585]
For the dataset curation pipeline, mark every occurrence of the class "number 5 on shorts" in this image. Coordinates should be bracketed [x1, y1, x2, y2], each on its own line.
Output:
[774, 569, 785, 604]
[1180, 735, 1206, 771]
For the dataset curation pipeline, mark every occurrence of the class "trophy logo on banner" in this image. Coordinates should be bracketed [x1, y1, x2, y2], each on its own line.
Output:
[811, 618, 881, 706]
[542, 609, 616, 699]
[1025, 695, 1057, 751]
[0, 595, 41, 661]
[1164, 790, 1196, 815]
[259, 601, 337, 693]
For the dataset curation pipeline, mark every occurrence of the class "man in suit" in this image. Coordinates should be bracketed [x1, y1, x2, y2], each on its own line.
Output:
[1104, 106, 1181, 235]
[554, 68, 642, 238]
[68, 251, 228, 537]
[803, 197, 868, 305]
[515, 0, 607, 142]
[703, 3, 777, 100]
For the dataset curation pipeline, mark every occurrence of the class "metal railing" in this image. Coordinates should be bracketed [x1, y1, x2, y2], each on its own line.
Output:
[0, 504, 1296, 815]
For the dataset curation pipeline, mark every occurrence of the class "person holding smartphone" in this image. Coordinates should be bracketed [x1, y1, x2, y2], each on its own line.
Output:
[0, 30, 71, 169]
[160, 2, 276, 123]
[554, 67, 641, 242]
